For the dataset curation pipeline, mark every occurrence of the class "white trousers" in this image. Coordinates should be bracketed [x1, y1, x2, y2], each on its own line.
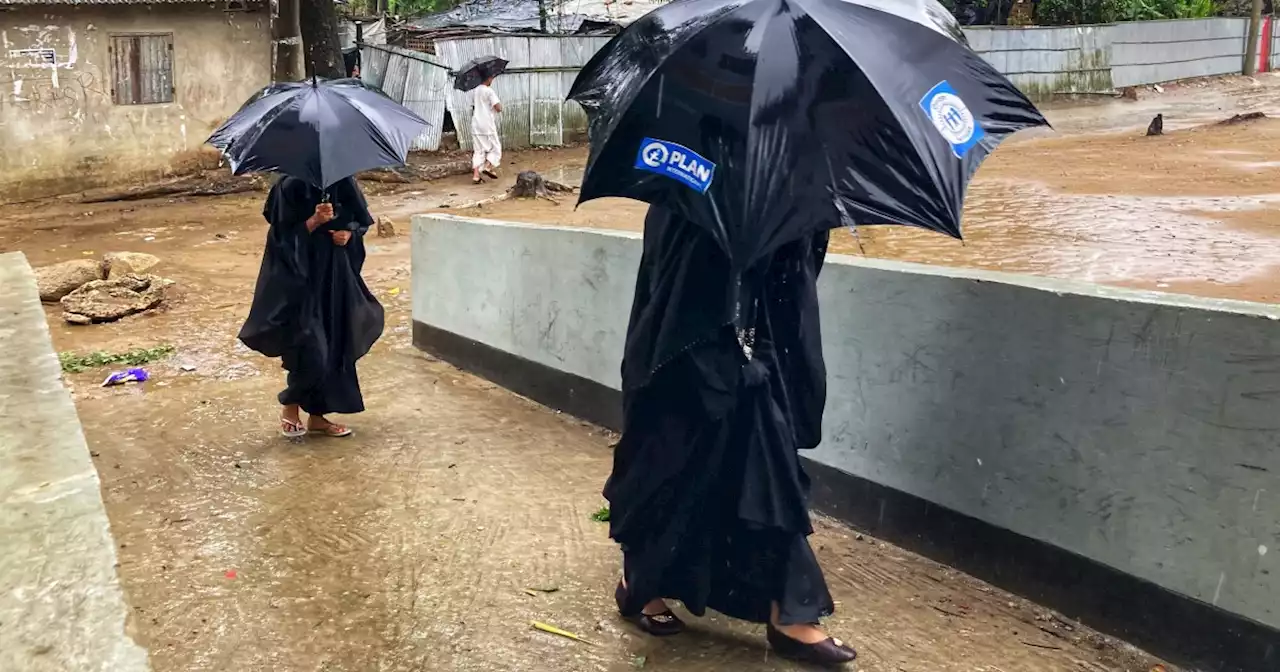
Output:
[472, 133, 502, 171]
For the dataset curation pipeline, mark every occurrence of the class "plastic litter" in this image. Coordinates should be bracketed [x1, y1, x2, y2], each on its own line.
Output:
[101, 368, 149, 387]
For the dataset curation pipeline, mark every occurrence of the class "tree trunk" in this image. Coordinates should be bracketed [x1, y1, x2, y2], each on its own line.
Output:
[272, 0, 303, 81]
[300, 0, 344, 79]
[1245, 0, 1265, 76]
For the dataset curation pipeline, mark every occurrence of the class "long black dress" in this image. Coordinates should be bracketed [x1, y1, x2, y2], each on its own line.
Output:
[238, 176, 384, 416]
[605, 205, 834, 626]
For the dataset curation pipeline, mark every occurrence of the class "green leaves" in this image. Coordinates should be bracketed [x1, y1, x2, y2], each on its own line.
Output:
[59, 345, 176, 374]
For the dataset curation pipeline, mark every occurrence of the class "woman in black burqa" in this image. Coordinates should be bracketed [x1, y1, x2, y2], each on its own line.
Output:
[238, 176, 384, 438]
[605, 205, 856, 665]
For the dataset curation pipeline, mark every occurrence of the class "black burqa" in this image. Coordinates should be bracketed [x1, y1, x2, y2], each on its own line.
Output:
[238, 176, 384, 415]
[605, 205, 833, 625]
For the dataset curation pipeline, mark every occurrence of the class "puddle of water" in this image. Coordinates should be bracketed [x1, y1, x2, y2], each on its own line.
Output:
[844, 180, 1280, 292]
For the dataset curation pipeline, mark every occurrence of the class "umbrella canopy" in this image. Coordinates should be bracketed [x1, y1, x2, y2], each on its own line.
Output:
[207, 77, 428, 189]
[453, 55, 509, 92]
[567, 0, 1048, 268]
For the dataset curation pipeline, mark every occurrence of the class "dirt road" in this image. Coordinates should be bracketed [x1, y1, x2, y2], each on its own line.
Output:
[454, 80, 1280, 303]
[8, 75, 1276, 672]
[0, 210, 1159, 671]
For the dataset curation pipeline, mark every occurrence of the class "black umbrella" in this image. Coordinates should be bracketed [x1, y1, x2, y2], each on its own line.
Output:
[567, 0, 1049, 268]
[207, 77, 428, 189]
[453, 55, 508, 92]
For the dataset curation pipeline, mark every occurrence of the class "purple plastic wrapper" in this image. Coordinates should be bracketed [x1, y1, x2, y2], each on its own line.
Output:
[101, 367, 150, 387]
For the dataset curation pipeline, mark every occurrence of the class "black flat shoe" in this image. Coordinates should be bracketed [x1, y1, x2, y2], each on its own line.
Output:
[615, 580, 685, 636]
[767, 623, 858, 666]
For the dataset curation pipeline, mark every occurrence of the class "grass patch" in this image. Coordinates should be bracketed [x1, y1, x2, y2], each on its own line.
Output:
[590, 506, 610, 523]
[59, 345, 176, 374]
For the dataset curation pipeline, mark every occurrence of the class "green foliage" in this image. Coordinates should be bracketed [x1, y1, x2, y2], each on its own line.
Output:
[590, 506, 610, 522]
[1030, 0, 1216, 25]
[343, 0, 464, 18]
[59, 345, 175, 374]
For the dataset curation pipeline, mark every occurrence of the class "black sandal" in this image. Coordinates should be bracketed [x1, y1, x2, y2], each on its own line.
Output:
[482, 169, 499, 180]
[766, 623, 857, 666]
[615, 580, 685, 636]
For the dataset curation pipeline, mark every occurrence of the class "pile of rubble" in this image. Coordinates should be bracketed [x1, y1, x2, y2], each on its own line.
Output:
[33, 252, 174, 325]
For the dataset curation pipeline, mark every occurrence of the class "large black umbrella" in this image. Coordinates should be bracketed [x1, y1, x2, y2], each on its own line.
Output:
[453, 55, 508, 92]
[207, 77, 428, 189]
[567, 0, 1049, 268]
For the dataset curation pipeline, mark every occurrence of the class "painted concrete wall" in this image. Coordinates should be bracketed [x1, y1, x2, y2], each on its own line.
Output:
[0, 5, 271, 202]
[1110, 18, 1249, 88]
[964, 25, 1114, 97]
[411, 214, 1280, 631]
[0, 252, 150, 671]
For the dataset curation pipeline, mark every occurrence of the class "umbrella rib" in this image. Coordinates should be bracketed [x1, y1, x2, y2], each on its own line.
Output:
[791, 0, 962, 221]
[582, 0, 750, 165]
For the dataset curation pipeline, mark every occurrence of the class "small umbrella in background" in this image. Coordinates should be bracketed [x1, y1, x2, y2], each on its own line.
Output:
[453, 55, 509, 92]
[567, 0, 1049, 268]
[207, 77, 428, 189]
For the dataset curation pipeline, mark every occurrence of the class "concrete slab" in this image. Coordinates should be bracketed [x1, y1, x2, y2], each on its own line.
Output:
[0, 252, 150, 672]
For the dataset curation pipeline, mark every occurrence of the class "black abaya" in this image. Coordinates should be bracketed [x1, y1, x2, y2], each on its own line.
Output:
[605, 205, 833, 626]
[238, 176, 384, 416]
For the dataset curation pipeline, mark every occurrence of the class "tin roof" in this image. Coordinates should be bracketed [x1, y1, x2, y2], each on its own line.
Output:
[407, 0, 667, 33]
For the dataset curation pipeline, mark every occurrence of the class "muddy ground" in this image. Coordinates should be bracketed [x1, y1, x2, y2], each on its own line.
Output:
[453, 77, 1280, 304]
[5, 76, 1276, 672]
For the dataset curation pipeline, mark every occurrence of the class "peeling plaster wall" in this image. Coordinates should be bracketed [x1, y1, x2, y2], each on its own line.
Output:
[0, 6, 271, 202]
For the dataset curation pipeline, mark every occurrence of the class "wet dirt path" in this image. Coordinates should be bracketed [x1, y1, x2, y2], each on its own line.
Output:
[455, 75, 1280, 305]
[9, 78, 1269, 671]
[3, 182, 1163, 671]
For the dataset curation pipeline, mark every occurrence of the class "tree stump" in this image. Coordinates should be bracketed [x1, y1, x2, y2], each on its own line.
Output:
[508, 170, 574, 203]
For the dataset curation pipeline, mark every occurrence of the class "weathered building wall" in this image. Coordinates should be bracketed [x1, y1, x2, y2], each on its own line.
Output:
[0, 5, 271, 202]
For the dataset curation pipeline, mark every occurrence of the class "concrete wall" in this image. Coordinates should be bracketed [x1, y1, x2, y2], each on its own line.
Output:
[0, 253, 150, 671]
[0, 5, 272, 202]
[412, 214, 1280, 631]
[1110, 18, 1249, 87]
[964, 18, 1253, 98]
[964, 25, 1114, 97]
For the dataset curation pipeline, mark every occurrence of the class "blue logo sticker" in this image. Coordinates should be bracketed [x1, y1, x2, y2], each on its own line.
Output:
[919, 80, 985, 159]
[634, 138, 716, 193]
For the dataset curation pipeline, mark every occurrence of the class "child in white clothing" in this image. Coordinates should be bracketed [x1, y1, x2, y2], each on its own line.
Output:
[471, 76, 502, 184]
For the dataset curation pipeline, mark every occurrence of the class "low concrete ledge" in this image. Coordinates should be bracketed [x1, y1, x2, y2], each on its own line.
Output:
[0, 252, 150, 672]
[411, 214, 1280, 671]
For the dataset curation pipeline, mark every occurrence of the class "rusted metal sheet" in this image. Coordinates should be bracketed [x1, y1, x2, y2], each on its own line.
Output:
[437, 35, 609, 150]
[109, 33, 173, 105]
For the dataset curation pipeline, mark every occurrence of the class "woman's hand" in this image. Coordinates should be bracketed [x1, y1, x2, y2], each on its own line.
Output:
[306, 203, 334, 232]
[330, 230, 352, 246]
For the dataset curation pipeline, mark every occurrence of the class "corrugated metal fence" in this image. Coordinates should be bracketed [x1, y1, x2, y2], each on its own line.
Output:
[360, 44, 451, 151]
[362, 19, 1271, 153]
[435, 35, 612, 151]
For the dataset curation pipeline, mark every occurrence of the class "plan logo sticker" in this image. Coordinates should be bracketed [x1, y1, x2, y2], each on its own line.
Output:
[919, 80, 985, 159]
[634, 138, 715, 193]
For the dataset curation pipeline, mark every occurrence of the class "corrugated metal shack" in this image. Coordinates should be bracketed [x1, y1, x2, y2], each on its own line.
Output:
[436, 35, 611, 150]
[364, 0, 666, 152]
